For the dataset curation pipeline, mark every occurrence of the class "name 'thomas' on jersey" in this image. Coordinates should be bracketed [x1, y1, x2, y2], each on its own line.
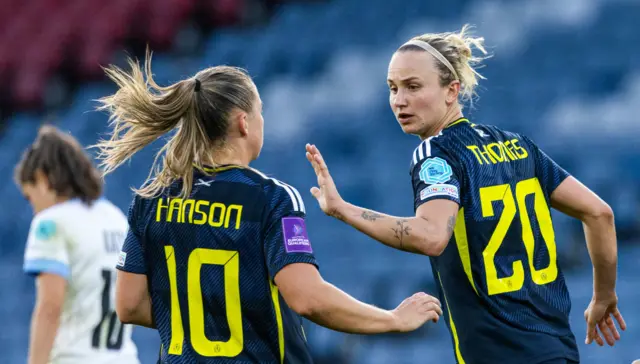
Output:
[117, 165, 317, 364]
[409, 118, 579, 364]
[23, 199, 140, 364]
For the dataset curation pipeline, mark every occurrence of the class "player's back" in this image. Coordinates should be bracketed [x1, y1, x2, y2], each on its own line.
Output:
[23, 199, 139, 364]
[125, 166, 315, 364]
[410, 119, 579, 364]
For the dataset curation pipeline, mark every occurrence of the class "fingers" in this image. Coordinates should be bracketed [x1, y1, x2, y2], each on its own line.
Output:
[310, 187, 321, 199]
[593, 329, 604, 346]
[412, 293, 443, 316]
[305, 144, 329, 175]
[426, 302, 443, 316]
[613, 308, 626, 331]
[305, 151, 322, 176]
[585, 318, 597, 345]
[586, 326, 604, 346]
[426, 311, 439, 323]
[598, 320, 615, 346]
[412, 292, 441, 306]
[605, 315, 621, 342]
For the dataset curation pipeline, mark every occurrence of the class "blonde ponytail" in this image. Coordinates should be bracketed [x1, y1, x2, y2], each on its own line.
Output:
[94, 51, 256, 199]
[403, 24, 490, 105]
[443, 24, 488, 103]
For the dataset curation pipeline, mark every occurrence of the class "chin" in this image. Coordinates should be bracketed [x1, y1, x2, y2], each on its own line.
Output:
[399, 123, 422, 136]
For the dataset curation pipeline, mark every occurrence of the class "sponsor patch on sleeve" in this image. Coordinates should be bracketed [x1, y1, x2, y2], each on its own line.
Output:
[420, 184, 459, 200]
[282, 217, 313, 254]
[35, 219, 57, 240]
[117, 251, 127, 267]
[419, 157, 453, 184]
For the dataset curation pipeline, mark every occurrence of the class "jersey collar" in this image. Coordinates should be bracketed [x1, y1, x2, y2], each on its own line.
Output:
[445, 117, 470, 129]
[196, 164, 245, 174]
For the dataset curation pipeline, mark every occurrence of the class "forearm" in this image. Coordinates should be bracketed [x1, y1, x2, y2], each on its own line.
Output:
[302, 281, 396, 334]
[583, 214, 617, 297]
[333, 202, 441, 255]
[29, 304, 61, 364]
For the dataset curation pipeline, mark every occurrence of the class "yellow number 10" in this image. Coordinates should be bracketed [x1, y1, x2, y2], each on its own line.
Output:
[479, 178, 558, 296]
[164, 247, 243, 357]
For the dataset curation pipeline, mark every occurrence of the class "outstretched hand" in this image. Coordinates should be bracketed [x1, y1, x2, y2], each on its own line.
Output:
[305, 144, 344, 218]
[584, 295, 626, 347]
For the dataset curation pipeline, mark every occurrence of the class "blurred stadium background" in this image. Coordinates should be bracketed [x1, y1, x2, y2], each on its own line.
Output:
[0, 0, 639, 363]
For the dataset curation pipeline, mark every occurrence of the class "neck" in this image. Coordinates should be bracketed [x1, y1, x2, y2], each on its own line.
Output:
[206, 143, 252, 167]
[419, 105, 463, 140]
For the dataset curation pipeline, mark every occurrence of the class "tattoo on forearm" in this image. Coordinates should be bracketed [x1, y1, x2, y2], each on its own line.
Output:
[361, 210, 384, 221]
[391, 219, 411, 250]
[447, 215, 456, 235]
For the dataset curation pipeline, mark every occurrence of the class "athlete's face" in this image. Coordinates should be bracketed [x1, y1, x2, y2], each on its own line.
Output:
[387, 51, 458, 138]
[21, 172, 57, 214]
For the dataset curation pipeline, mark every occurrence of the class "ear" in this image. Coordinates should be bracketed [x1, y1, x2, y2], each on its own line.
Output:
[446, 80, 461, 104]
[232, 110, 250, 137]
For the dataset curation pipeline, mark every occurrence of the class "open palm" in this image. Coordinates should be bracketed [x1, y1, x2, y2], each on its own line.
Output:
[305, 144, 344, 217]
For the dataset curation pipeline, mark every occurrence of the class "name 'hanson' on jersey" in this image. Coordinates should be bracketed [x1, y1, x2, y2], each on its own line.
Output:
[117, 165, 317, 364]
[409, 118, 579, 364]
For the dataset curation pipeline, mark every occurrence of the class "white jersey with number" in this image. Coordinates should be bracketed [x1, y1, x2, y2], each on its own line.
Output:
[23, 199, 140, 364]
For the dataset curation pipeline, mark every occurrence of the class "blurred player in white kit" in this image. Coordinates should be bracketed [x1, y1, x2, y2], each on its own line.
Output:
[14, 125, 140, 364]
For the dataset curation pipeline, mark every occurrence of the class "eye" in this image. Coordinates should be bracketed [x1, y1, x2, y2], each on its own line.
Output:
[408, 84, 421, 91]
[388, 85, 398, 93]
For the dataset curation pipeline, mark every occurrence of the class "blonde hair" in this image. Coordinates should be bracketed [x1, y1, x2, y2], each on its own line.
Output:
[400, 24, 489, 104]
[94, 51, 256, 199]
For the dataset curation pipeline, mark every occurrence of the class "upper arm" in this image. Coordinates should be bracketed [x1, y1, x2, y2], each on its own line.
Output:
[115, 269, 149, 319]
[415, 200, 460, 256]
[116, 197, 147, 274]
[273, 263, 324, 315]
[263, 183, 319, 281]
[23, 214, 71, 280]
[34, 273, 67, 315]
[410, 140, 461, 254]
[114, 197, 149, 318]
[551, 176, 613, 221]
[410, 140, 462, 210]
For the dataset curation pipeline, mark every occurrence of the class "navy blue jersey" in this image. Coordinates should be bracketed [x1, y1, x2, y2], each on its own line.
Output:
[409, 118, 578, 364]
[116, 165, 317, 364]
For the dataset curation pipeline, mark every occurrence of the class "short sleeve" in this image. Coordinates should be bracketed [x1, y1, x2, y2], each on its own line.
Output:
[23, 214, 70, 279]
[116, 196, 147, 274]
[410, 139, 462, 211]
[523, 136, 570, 196]
[264, 183, 318, 281]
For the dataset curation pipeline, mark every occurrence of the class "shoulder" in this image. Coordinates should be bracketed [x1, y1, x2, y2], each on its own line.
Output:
[409, 132, 460, 174]
[28, 200, 84, 239]
[246, 168, 306, 214]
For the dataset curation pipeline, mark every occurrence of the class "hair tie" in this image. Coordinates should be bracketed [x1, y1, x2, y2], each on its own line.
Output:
[194, 79, 201, 92]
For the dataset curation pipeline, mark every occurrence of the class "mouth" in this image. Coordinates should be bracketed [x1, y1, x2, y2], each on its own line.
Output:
[397, 113, 414, 124]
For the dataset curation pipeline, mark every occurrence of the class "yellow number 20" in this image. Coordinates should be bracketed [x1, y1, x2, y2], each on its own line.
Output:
[479, 178, 558, 296]
[164, 247, 243, 357]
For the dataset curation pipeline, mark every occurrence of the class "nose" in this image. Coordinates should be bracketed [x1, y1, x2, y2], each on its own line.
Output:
[392, 89, 408, 109]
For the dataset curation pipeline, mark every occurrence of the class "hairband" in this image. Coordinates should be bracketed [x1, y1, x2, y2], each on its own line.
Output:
[401, 40, 459, 80]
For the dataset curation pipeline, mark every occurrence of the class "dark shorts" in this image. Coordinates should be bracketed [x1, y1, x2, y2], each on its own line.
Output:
[539, 359, 579, 364]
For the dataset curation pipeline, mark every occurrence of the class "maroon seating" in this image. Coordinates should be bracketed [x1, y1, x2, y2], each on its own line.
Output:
[1, 0, 251, 110]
